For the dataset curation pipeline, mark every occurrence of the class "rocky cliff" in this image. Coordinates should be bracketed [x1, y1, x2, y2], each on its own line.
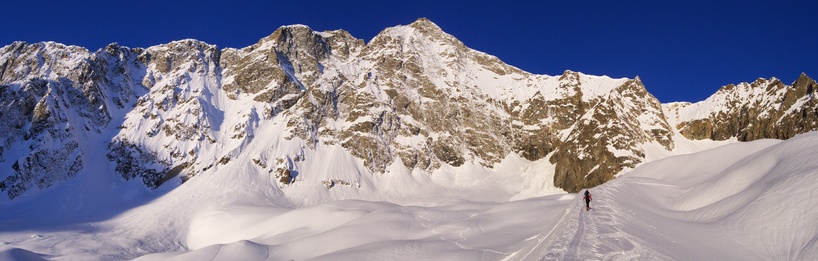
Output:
[1, 18, 816, 199]
[668, 74, 818, 142]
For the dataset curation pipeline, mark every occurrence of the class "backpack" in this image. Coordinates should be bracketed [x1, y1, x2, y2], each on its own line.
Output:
[584, 191, 591, 201]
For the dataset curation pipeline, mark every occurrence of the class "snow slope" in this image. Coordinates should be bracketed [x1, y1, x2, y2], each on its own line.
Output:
[2, 135, 818, 260]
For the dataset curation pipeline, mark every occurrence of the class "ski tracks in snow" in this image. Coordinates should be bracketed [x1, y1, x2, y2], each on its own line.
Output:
[534, 186, 661, 261]
[415, 210, 506, 256]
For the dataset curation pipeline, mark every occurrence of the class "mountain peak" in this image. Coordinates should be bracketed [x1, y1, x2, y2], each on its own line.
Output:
[371, 18, 449, 41]
[147, 39, 217, 52]
[409, 17, 443, 32]
[366, 17, 466, 57]
[559, 70, 580, 81]
[796, 72, 814, 84]
[266, 24, 316, 42]
[793, 72, 816, 94]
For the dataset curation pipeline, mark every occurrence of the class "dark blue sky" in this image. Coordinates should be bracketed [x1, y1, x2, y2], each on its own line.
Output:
[3, 1, 816, 102]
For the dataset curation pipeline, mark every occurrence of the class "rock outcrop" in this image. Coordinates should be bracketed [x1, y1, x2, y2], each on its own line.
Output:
[670, 73, 818, 142]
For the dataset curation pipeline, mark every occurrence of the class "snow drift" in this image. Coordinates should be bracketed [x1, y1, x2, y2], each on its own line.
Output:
[2, 130, 817, 260]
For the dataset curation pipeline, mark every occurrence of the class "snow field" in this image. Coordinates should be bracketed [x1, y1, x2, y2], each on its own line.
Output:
[133, 195, 575, 260]
[612, 132, 818, 259]
[2, 132, 817, 260]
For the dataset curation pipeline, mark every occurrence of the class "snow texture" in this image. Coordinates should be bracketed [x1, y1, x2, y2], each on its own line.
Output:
[1, 130, 816, 260]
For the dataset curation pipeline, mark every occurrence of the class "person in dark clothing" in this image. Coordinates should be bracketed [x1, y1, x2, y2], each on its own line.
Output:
[583, 190, 592, 211]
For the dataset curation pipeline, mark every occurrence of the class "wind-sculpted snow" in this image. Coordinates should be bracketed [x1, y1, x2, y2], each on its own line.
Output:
[1, 131, 816, 260]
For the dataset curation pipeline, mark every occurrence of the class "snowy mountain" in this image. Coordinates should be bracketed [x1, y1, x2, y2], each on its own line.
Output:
[1, 18, 817, 203]
[2, 18, 818, 260]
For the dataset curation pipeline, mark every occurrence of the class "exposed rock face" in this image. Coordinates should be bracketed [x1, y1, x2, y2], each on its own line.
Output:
[670, 73, 818, 142]
[1, 18, 817, 199]
[0, 42, 144, 198]
[550, 77, 674, 192]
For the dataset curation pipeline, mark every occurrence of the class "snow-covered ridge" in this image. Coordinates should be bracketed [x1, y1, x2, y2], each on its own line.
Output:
[668, 77, 786, 122]
[664, 73, 817, 141]
[0, 18, 816, 204]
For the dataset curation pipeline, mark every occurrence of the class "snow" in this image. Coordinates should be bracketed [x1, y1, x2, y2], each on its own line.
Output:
[0, 247, 44, 261]
[606, 144, 632, 158]
[1, 129, 817, 260]
[609, 133, 818, 259]
[315, 31, 336, 38]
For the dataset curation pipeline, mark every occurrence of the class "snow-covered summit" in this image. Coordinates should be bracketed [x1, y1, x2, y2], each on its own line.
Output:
[0, 18, 816, 203]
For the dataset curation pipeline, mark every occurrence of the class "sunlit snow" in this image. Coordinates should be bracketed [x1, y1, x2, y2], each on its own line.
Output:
[2, 131, 816, 260]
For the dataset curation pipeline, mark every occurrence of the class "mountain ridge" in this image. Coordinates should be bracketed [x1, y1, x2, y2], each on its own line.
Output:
[1, 18, 816, 200]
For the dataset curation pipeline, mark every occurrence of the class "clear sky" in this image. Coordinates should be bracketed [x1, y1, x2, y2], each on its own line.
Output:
[3, 0, 816, 103]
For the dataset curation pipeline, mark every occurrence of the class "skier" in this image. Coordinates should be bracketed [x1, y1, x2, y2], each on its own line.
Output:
[583, 190, 592, 211]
